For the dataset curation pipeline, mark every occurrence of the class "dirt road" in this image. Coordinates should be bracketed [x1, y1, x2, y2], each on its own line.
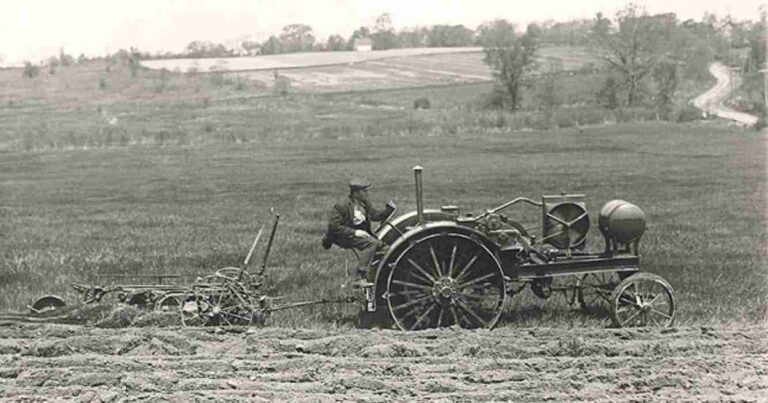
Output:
[693, 62, 758, 127]
[1, 323, 765, 402]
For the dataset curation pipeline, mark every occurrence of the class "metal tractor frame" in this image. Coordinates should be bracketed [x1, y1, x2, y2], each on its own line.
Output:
[361, 166, 675, 331]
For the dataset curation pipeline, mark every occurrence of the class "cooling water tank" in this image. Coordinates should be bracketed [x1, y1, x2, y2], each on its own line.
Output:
[598, 200, 645, 244]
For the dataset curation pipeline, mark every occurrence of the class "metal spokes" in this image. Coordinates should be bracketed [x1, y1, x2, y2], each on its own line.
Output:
[576, 271, 622, 312]
[180, 278, 255, 327]
[387, 232, 506, 331]
[610, 273, 675, 328]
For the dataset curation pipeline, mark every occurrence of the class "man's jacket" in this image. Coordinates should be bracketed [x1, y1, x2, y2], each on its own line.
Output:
[325, 197, 392, 248]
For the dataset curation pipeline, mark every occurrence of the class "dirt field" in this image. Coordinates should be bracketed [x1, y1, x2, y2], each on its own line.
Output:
[0, 322, 765, 402]
[140, 47, 484, 72]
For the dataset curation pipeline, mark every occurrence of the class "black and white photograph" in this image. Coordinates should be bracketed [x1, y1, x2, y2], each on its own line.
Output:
[0, 0, 765, 401]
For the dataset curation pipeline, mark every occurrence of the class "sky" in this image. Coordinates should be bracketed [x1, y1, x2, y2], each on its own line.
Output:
[0, 0, 762, 65]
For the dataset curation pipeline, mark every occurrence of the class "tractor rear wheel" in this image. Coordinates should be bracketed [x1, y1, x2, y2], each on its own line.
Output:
[386, 231, 506, 330]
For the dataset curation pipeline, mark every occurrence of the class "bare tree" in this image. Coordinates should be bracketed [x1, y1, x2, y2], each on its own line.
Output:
[480, 20, 539, 110]
[590, 5, 671, 106]
[372, 13, 399, 50]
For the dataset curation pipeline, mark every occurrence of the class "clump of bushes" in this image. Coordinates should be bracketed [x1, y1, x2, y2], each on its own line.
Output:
[673, 104, 703, 123]
[755, 110, 767, 131]
[274, 76, 291, 96]
[22, 62, 39, 78]
[414, 97, 431, 110]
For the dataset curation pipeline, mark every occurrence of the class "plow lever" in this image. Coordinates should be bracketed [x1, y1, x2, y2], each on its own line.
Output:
[258, 213, 280, 276]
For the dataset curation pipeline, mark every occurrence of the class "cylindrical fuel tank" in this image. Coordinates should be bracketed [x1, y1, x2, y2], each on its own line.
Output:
[598, 200, 645, 244]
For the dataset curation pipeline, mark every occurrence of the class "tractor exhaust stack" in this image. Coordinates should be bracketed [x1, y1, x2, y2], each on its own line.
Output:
[414, 166, 424, 225]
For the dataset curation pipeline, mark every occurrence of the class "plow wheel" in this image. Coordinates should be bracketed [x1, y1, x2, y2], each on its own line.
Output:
[386, 232, 506, 330]
[180, 277, 255, 327]
[30, 295, 67, 314]
[214, 267, 259, 288]
[82, 286, 106, 304]
[154, 293, 183, 312]
[124, 291, 153, 309]
[576, 272, 623, 312]
[610, 273, 675, 328]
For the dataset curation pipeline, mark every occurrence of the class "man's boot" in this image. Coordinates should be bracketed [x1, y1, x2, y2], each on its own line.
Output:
[352, 269, 374, 289]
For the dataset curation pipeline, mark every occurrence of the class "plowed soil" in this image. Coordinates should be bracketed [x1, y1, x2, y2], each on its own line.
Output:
[1, 323, 765, 402]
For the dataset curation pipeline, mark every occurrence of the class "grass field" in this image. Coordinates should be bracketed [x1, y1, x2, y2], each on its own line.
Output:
[1, 120, 765, 328]
[0, 50, 639, 153]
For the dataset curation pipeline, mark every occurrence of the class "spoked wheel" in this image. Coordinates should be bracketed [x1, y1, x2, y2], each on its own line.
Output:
[386, 232, 506, 330]
[30, 295, 67, 314]
[610, 273, 675, 328]
[209, 268, 262, 295]
[154, 293, 183, 312]
[124, 291, 154, 309]
[180, 279, 255, 327]
[82, 286, 106, 304]
[576, 271, 623, 312]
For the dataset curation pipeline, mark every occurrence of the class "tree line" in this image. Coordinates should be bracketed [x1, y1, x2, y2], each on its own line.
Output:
[478, 4, 766, 116]
[179, 14, 478, 58]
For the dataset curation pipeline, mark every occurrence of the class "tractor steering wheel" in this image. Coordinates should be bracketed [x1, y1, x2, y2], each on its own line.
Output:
[374, 206, 398, 237]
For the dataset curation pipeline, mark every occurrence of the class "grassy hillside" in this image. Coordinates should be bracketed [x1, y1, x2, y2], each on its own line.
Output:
[0, 47, 665, 153]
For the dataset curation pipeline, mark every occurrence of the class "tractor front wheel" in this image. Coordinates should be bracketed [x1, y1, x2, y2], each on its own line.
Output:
[609, 272, 675, 328]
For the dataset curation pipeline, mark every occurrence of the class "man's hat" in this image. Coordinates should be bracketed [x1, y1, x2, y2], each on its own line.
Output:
[349, 178, 371, 190]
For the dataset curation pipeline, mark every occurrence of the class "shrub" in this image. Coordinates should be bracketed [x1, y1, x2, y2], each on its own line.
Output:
[274, 76, 291, 96]
[755, 106, 767, 131]
[413, 97, 431, 110]
[129, 59, 140, 78]
[235, 74, 246, 91]
[209, 72, 229, 87]
[153, 68, 170, 93]
[674, 104, 703, 123]
[99, 77, 108, 90]
[22, 62, 39, 78]
[480, 86, 507, 109]
[596, 76, 619, 109]
[615, 107, 657, 123]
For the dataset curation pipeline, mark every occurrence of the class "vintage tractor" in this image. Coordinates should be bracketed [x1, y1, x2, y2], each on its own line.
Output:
[12, 167, 674, 331]
[362, 166, 675, 330]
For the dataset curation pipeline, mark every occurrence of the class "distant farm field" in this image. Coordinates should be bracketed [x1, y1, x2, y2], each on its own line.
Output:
[141, 47, 484, 72]
[139, 46, 595, 93]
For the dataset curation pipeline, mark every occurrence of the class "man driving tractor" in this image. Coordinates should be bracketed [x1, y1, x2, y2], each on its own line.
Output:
[322, 179, 396, 288]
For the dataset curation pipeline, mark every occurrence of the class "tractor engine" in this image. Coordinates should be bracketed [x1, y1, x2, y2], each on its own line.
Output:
[471, 213, 527, 246]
